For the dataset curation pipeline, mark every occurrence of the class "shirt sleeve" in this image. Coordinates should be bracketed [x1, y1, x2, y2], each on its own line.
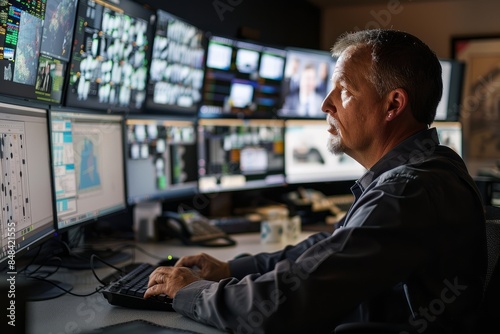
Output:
[228, 231, 331, 279]
[171, 172, 477, 333]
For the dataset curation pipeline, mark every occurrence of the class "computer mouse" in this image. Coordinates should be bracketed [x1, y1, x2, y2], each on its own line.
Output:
[157, 255, 180, 267]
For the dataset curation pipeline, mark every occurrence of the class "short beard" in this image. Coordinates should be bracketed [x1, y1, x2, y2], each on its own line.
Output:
[327, 133, 344, 155]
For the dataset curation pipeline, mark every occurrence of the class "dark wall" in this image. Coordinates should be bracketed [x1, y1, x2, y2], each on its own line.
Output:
[138, 0, 321, 49]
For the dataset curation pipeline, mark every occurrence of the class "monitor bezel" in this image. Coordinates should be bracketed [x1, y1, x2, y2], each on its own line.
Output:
[124, 114, 199, 205]
[143, 8, 208, 116]
[284, 119, 366, 185]
[63, 0, 156, 113]
[197, 118, 287, 194]
[277, 47, 336, 120]
[0, 0, 79, 106]
[199, 34, 288, 120]
[0, 101, 57, 265]
[436, 58, 465, 122]
[48, 106, 128, 233]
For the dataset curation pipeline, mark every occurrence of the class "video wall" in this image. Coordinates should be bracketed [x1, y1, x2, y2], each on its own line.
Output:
[0, 0, 463, 205]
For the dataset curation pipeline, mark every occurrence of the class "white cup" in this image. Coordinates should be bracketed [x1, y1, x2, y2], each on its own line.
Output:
[261, 220, 284, 244]
[284, 215, 301, 243]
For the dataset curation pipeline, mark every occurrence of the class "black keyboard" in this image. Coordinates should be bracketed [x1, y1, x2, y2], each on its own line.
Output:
[102, 262, 174, 311]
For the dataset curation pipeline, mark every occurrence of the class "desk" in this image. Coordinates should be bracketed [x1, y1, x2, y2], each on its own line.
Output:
[27, 232, 313, 334]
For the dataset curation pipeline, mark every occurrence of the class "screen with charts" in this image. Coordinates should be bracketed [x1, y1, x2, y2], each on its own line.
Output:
[433, 121, 463, 158]
[65, 0, 154, 112]
[145, 9, 206, 114]
[199, 35, 286, 119]
[197, 118, 286, 193]
[50, 110, 126, 230]
[435, 59, 465, 121]
[0, 0, 78, 104]
[125, 116, 198, 205]
[0, 102, 55, 264]
[284, 120, 366, 184]
[278, 48, 336, 119]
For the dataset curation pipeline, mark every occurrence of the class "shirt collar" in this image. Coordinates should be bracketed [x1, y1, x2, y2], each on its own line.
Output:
[353, 128, 440, 193]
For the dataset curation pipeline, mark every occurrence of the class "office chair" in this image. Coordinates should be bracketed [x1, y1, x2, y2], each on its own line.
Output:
[334, 205, 500, 334]
[476, 205, 500, 332]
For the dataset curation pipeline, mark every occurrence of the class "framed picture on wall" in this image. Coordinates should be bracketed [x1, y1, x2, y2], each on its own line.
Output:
[452, 35, 500, 165]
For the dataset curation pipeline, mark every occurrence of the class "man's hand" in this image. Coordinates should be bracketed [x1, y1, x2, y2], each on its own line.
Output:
[144, 266, 200, 299]
[175, 253, 231, 281]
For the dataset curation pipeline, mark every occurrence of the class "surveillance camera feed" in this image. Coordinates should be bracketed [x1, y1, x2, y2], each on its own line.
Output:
[65, 0, 154, 112]
[145, 9, 206, 114]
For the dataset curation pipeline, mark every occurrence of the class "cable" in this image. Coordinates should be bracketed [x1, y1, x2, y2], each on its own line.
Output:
[90, 253, 129, 286]
[30, 275, 105, 297]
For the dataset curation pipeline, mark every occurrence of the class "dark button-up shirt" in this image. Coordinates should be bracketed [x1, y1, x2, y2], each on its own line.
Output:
[173, 128, 486, 334]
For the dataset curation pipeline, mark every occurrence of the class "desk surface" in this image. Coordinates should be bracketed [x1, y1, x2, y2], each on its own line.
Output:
[27, 232, 314, 334]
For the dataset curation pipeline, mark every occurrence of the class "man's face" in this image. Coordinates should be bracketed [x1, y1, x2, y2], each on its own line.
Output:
[321, 46, 386, 159]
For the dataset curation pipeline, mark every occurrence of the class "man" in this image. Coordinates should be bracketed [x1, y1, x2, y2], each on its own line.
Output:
[145, 29, 487, 333]
[282, 63, 325, 117]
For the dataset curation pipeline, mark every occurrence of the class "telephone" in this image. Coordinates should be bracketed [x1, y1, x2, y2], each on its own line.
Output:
[154, 211, 236, 247]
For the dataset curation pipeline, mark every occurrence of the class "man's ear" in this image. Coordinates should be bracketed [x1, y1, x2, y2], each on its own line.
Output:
[385, 88, 408, 121]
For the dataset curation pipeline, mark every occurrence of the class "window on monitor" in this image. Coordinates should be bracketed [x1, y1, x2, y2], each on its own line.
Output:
[200, 36, 286, 119]
[197, 118, 286, 193]
[125, 115, 198, 205]
[284, 119, 366, 184]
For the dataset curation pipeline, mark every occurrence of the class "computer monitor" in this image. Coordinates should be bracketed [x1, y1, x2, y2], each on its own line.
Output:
[0, 0, 78, 104]
[197, 118, 286, 193]
[125, 116, 198, 205]
[64, 0, 154, 112]
[433, 121, 463, 158]
[50, 109, 127, 231]
[0, 102, 71, 300]
[284, 120, 366, 184]
[145, 9, 206, 114]
[278, 48, 336, 119]
[435, 59, 465, 121]
[199, 35, 287, 119]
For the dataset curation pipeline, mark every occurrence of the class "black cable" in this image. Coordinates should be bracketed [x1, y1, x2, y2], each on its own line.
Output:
[90, 253, 130, 286]
[23, 257, 63, 279]
[30, 275, 105, 297]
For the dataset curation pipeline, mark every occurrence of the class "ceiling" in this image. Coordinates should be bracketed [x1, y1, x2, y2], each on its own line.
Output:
[307, 0, 465, 7]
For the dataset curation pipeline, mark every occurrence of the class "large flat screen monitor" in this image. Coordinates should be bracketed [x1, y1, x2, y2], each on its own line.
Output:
[50, 110, 126, 231]
[200, 35, 286, 119]
[0, 0, 78, 104]
[65, 0, 154, 112]
[435, 59, 465, 121]
[145, 9, 206, 114]
[197, 118, 286, 193]
[278, 48, 336, 119]
[0, 103, 56, 265]
[125, 116, 198, 205]
[284, 120, 366, 184]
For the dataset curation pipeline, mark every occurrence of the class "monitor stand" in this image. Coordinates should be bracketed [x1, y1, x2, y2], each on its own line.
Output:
[18, 275, 73, 301]
[36, 227, 133, 270]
